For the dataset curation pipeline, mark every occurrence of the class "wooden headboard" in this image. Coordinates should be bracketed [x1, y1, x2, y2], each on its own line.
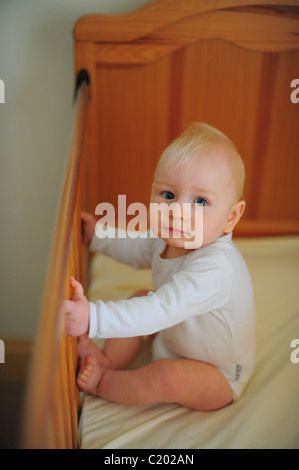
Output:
[22, 0, 299, 449]
[74, 0, 299, 236]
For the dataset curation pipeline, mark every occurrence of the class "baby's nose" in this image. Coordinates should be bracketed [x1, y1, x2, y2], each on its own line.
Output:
[171, 202, 191, 220]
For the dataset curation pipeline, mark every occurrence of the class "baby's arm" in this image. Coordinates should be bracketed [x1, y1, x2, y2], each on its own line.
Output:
[87, 217, 155, 269]
[64, 278, 90, 336]
[88, 256, 231, 339]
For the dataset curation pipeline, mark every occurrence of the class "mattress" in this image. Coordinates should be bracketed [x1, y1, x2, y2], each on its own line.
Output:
[79, 236, 299, 449]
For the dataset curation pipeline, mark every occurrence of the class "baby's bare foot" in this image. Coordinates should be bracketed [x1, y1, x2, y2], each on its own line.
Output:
[77, 355, 105, 396]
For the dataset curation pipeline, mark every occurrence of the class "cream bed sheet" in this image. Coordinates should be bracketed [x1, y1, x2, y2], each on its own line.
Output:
[79, 236, 299, 449]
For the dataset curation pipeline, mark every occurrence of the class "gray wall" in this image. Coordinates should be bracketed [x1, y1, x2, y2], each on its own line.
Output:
[0, 0, 150, 337]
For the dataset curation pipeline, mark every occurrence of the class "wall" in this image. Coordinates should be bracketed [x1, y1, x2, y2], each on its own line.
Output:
[0, 0, 150, 338]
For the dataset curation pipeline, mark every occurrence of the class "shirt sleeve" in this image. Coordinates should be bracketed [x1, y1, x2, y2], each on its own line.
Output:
[88, 251, 233, 339]
[89, 226, 156, 269]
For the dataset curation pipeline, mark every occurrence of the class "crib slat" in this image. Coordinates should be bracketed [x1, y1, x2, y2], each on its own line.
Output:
[65, 234, 80, 448]
[21, 82, 90, 449]
[67, 337, 79, 448]
[53, 331, 73, 449]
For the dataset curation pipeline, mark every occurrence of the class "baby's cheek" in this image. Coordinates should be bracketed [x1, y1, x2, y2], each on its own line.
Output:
[149, 204, 167, 236]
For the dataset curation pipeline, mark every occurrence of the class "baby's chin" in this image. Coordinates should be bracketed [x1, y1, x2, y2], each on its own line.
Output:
[161, 232, 203, 250]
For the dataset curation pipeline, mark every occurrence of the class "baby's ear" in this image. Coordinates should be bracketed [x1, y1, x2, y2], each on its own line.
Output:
[224, 200, 246, 233]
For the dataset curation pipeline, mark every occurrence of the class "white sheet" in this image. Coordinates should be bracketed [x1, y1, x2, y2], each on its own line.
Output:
[79, 236, 299, 449]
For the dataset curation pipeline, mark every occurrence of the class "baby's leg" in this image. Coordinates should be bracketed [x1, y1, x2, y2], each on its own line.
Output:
[78, 357, 233, 411]
[78, 334, 143, 370]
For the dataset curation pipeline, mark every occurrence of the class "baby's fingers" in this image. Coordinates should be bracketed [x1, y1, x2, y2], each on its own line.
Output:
[70, 277, 85, 300]
[81, 211, 91, 221]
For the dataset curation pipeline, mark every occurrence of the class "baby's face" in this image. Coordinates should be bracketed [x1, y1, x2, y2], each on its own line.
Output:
[150, 146, 240, 255]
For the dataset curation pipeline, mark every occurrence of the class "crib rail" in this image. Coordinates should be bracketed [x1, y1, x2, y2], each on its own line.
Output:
[22, 75, 90, 449]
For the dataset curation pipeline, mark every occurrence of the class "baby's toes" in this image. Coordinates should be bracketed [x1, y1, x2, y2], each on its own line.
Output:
[78, 364, 93, 383]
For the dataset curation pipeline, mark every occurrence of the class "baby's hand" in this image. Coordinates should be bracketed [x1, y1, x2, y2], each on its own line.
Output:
[81, 211, 96, 245]
[64, 277, 90, 336]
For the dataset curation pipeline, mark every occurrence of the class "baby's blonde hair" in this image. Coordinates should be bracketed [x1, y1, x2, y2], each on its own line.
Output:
[155, 122, 245, 201]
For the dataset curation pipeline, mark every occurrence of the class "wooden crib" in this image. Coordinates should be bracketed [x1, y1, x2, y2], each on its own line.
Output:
[22, 0, 299, 449]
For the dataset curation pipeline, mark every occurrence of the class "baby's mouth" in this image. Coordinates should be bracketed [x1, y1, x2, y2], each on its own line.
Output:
[168, 226, 183, 233]
[162, 225, 189, 238]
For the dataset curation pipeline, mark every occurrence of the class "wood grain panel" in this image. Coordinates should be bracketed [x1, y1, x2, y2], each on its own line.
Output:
[255, 49, 299, 219]
[92, 56, 173, 215]
[75, 0, 299, 234]
[90, 39, 299, 230]
[177, 39, 263, 216]
[154, 8, 299, 53]
[93, 7, 299, 68]
[74, 0, 299, 43]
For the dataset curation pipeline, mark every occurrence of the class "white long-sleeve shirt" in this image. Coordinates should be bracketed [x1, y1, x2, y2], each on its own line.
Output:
[89, 229, 255, 399]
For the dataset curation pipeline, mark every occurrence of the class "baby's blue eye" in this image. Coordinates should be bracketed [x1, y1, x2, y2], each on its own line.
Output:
[194, 197, 208, 206]
[162, 191, 175, 200]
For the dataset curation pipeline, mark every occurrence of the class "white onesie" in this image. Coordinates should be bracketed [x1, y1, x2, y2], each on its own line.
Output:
[89, 229, 255, 400]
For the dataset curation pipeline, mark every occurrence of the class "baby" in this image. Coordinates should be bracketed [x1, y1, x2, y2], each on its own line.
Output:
[64, 122, 255, 411]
